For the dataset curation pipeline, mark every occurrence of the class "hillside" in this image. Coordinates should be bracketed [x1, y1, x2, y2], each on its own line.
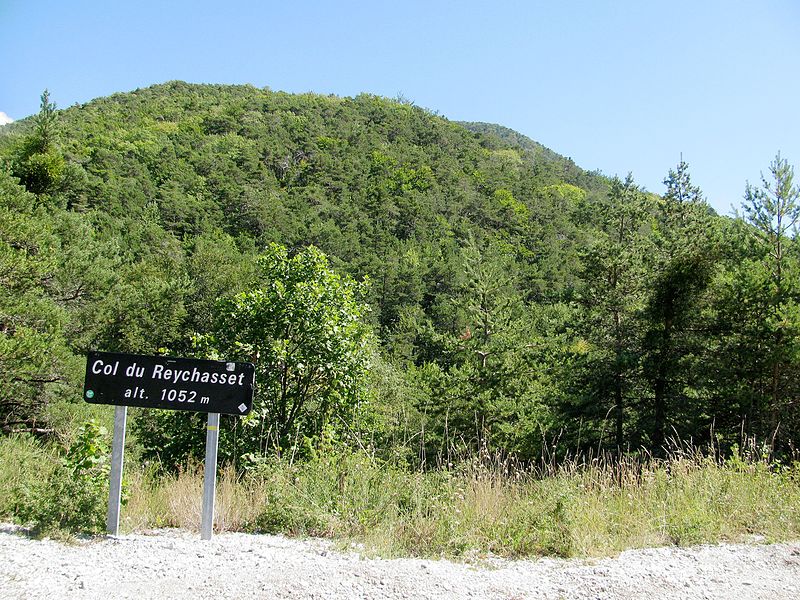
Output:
[6, 81, 607, 300]
[459, 121, 596, 180]
[1, 81, 798, 465]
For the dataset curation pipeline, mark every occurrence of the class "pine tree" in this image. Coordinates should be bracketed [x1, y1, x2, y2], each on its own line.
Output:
[740, 153, 800, 445]
[572, 174, 651, 450]
[642, 160, 715, 452]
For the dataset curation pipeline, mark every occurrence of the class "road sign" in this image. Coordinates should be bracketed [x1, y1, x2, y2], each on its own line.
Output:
[84, 351, 254, 416]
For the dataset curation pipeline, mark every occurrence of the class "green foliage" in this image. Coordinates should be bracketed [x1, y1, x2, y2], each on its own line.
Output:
[493, 188, 529, 222]
[0, 434, 55, 518]
[0, 168, 74, 432]
[132, 409, 207, 471]
[11, 90, 65, 196]
[2, 81, 800, 471]
[213, 243, 374, 452]
[135, 243, 375, 467]
[12, 420, 110, 536]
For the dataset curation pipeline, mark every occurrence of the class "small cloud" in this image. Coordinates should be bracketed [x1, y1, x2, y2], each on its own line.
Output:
[0, 112, 13, 125]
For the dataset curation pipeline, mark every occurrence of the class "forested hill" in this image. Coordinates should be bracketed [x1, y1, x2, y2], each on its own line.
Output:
[2, 80, 611, 331]
[458, 121, 604, 189]
[2, 81, 799, 463]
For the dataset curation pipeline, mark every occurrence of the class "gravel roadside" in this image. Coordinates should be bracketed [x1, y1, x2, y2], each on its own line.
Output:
[1, 524, 798, 599]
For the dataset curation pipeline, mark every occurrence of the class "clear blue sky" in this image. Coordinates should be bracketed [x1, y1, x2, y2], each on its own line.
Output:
[2, 0, 798, 215]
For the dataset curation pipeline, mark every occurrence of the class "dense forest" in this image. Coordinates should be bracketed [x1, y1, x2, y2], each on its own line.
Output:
[2, 81, 799, 469]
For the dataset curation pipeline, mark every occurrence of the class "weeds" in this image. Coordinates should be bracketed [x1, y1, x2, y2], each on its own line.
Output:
[0, 434, 57, 518]
[120, 445, 800, 559]
[3, 430, 796, 554]
[10, 421, 111, 538]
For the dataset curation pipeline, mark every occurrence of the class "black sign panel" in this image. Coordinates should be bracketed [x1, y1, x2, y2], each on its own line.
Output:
[84, 352, 254, 416]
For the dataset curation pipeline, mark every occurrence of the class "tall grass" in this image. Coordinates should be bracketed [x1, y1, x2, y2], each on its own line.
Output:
[123, 462, 272, 532]
[121, 445, 800, 558]
[0, 434, 58, 518]
[3, 431, 796, 556]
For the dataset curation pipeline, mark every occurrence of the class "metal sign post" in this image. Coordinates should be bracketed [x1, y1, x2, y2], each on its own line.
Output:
[106, 405, 127, 536]
[201, 413, 221, 540]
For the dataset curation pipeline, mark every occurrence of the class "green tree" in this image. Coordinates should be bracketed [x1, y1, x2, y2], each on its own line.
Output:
[213, 243, 374, 453]
[32, 90, 58, 151]
[570, 174, 651, 450]
[448, 238, 528, 451]
[738, 153, 800, 445]
[642, 160, 715, 451]
[413, 237, 554, 461]
[0, 169, 73, 432]
[12, 90, 65, 196]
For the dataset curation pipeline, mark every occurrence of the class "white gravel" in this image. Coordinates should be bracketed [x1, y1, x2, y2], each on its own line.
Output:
[1, 524, 798, 599]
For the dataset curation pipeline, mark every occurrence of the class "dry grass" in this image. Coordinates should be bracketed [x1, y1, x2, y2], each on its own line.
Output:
[3, 429, 796, 557]
[117, 447, 800, 559]
[123, 462, 269, 532]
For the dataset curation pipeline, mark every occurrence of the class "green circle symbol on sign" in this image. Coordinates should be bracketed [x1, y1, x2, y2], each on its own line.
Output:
[86, 390, 95, 399]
